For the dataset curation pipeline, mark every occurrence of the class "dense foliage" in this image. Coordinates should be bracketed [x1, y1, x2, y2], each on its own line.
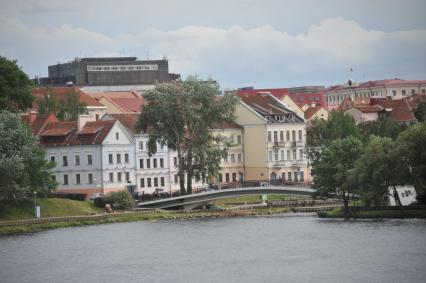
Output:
[39, 88, 87, 121]
[0, 110, 56, 201]
[137, 76, 238, 194]
[103, 191, 134, 210]
[0, 56, 34, 112]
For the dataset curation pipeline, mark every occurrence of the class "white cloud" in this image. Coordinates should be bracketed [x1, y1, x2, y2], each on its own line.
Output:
[0, 16, 425, 88]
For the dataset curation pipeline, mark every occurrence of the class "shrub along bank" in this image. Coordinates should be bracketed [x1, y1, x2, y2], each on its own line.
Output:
[318, 207, 426, 219]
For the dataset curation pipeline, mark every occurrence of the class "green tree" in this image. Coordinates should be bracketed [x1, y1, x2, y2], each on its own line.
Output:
[0, 110, 56, 201]
[414, 100, 426, 122]
[358, 116, 406, 141]
[137, 76, 238, 194]
[396, 122, 426, 202]
[103, 191, 134, 210]
[38, 88, 87, 121]
[354, 136, 409, 206]
[312, 136, 363, 218]
[0, 56, 34, 112]
[306, 110, 360, 163]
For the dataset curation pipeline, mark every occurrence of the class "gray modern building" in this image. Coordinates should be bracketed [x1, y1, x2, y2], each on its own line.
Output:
[39, 57, 180, 87]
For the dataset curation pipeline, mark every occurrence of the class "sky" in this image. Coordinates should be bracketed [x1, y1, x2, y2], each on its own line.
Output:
[1, 0, 426, 89]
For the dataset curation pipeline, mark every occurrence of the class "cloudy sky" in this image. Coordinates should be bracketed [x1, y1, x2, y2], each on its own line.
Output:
[1, 0, 426, 89]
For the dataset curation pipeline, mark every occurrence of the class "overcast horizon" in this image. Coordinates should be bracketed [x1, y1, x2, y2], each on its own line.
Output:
[1, 0, 426, 89]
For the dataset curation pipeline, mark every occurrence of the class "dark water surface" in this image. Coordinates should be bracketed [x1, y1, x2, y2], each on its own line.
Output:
[1, 215, 425, 283]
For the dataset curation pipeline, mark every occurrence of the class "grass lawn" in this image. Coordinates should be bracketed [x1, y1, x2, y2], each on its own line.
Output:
[0, 198, 102, 220]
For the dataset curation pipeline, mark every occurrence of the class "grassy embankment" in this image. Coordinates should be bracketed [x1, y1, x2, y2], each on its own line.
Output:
[0, 197, 293, 236]
[318, 207, 426, 219]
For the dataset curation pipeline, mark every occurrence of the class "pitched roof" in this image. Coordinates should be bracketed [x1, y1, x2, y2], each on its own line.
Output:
[20, 112, 59, 135]
[89, 91, 140, 100]
[38, 120, 117, 146]
[109, 113, 140, 133]
[372, 99, 417, 122]
[352, 105, 383, 113]
[32, 86, 105, 108]
[237, 92, 303, 123]
[326, 78, 426, 92]
[108, 97, 147, 112]
[304, 106, 324, 120]
[236, 88, 289, 100]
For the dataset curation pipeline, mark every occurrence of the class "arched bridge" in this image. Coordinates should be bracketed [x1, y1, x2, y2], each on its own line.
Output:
[137, 186, 314, 210]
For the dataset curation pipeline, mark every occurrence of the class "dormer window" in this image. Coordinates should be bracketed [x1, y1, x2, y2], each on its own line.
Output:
[288, 115, 294, 121]
[265, 116, 271, 122]
[276, 115, 284, 122]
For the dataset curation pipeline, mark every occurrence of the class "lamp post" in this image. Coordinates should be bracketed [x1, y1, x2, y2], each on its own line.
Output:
[33, 191, 39, 219]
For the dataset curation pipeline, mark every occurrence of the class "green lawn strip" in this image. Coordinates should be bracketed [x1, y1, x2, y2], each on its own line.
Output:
[0, 198, 101, 220]
[318, 208, 426, 219]
[212, 194, 307, 206]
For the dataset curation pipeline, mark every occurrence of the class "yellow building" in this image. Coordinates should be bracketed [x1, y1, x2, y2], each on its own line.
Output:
[235, 93, 311, 183]
[213, 122, 245, 184]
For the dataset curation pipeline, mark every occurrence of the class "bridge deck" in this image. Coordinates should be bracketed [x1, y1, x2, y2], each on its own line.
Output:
[137, 186, 314, 210]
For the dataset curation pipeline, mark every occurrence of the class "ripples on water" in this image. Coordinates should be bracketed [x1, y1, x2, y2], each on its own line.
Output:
[1, 216, 425, 283]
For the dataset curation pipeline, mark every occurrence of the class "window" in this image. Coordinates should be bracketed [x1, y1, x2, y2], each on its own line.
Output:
[76, 174, 81, 185]
[109, 154, 113, 164]
[230, 154, 235, 163]
[139, 159, 144, 169]
[293, 150, 297, 160]
[281, 150, 284, 160]
[140, 178, 145, 188]
[292, 130, 296, 142]
[273, 131, 277, 142]
[422, 89, 425, 94]
[286, 131, 290, 141]
[147, 178, 152, 187]
[402, 89, 406, 96]
[280, 131, 283, 142]
[281, 172, 285, 181]
[274, 151, 279, 161]
[411, 89, 415, 94]
[116, 132, 119, 140]
[287, 172, 292, 181]
[269, 151, 272, 161]
[88, 173, 93, 184]
[146, 159, 151, 169]
[224, 155, 228, 163]
[268, 131, 271, 142]
[95, 114, 99, 121]
[63, 174, 68, 185]
[75, 155, 80, 166]
[153, 158, 157, 168]
[300, 172, 304, 182]
[238, 154, 242, 163]
[298, 130, 302, 141]
[294, 172, 298, 182]
[299, 149, 303, 160]
[225, 173, 230, 182]
[287, 150, 290, 160]
[87, 155, 92, 165]
[392, 90, 396, 96]
[161, 177, 165, 187]
[174, 157, 178, 167]
[154, 177, 158, 187]
[125, 172, 130, 182]
[139, 141, 144, 150]
[160, 158, 164, 168]
[232, 173, 237, 182]
[51, 156, 55, 163]
[109, 173, 114, 182]
[117, 172, 122, 183]
[237, 135, 241, 144]
[174, 174, 178, 183]
[125, 153, 129, 164]
[117, 154, 121, 164]
[63, 156, 68, 166]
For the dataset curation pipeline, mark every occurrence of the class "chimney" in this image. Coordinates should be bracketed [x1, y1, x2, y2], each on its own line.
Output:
[29, 110, 37, 124]
[78, 114, 96, 131]
[311, 103, 316, 107]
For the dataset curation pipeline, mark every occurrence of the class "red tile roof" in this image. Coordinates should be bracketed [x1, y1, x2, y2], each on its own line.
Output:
[38, 120, 116, 146]
[352, 105, 383, 113]
[372, 99, 416, 123]
[109, 97, 147, 113]
[213, 121, 243, 129]
[326, 78, 426, 92]
[109, 113, 140, 133]
[304, 106, 324, 120]
[236, 88, 289, 100]
[20, 112, 58, 135]
[32, 87, 104, 108]
[89, 91, 140, 100]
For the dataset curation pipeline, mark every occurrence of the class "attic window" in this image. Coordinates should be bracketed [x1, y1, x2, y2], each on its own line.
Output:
[116, 132, 119, 140]
[265, 116, 271, 122]
[276, 115, 284, 122]
[288, 115, 294, 121]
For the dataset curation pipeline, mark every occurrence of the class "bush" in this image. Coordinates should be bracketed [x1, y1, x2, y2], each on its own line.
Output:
[93, 197, 105, 208]
[103, 191, 134, 210]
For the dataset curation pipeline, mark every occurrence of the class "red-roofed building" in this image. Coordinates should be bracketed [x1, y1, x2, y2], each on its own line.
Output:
[32, 86, 107, 120]
[326, 78, 426, 110]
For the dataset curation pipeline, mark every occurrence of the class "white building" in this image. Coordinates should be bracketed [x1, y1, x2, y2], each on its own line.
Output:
[388, 186, 417, 206]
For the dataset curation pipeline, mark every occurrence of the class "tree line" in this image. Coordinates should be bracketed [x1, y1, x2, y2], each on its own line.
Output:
[307, 111, 426, 218]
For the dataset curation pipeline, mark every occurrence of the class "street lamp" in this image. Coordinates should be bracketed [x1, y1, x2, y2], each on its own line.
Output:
[33, 191, 38, 219]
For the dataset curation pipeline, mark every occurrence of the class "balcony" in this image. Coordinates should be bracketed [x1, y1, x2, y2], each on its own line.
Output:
[272, 141, 286, 148]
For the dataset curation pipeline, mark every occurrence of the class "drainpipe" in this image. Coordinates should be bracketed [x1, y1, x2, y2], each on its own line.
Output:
[100, 146, 104, 192]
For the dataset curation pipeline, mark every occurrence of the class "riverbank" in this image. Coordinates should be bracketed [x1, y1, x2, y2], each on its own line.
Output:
[318, 207, 426, 219]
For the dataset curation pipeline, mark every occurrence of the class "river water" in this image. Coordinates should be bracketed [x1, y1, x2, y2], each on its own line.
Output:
[1, 215, 425, 283]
